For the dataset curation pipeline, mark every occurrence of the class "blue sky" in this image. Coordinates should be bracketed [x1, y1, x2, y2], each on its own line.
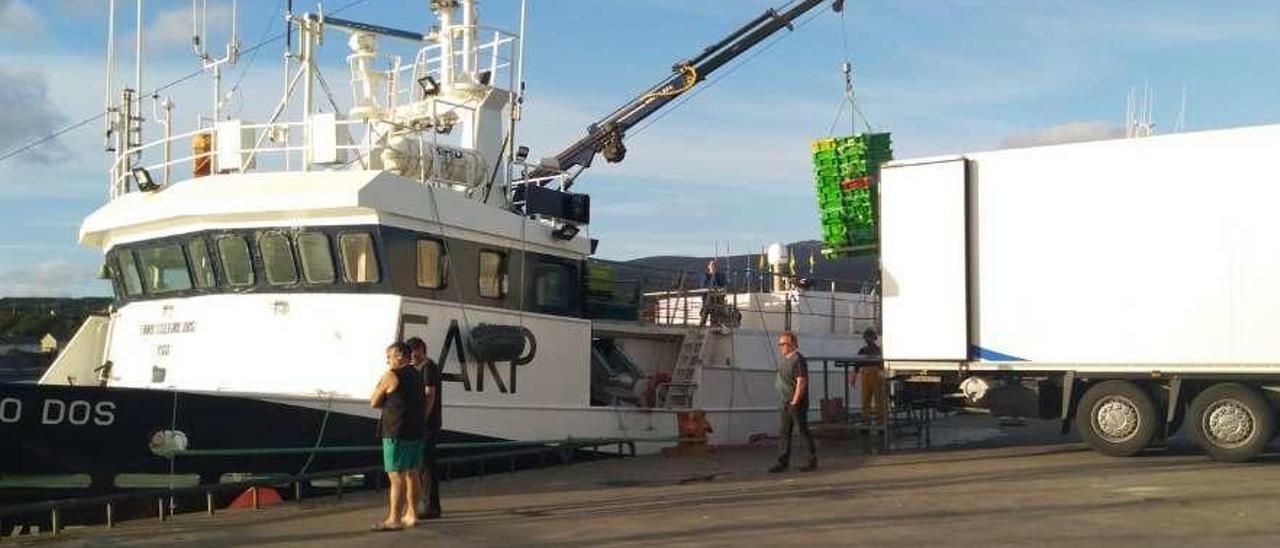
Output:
[2, 0, 1280, 296]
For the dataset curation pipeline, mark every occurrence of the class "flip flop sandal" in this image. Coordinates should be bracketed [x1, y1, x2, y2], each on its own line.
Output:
[371, 522, 403, 532]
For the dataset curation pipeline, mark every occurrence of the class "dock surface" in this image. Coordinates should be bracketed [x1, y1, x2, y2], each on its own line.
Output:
[16, 424, 1280, 547]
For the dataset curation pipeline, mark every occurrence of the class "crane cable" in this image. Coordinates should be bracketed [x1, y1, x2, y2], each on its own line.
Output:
[825, 4, 872, 136]
[631, 5, 828, 140]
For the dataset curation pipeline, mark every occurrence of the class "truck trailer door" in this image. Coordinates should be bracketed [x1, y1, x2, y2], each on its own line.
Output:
[879, 158, 968, 361]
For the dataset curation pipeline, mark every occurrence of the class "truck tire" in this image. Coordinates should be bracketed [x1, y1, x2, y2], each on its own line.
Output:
[1187, 383, 1276, 463]
[1075, 381, 1159, 456]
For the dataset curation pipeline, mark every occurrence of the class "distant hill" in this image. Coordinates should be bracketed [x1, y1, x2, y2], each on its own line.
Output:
[0, 298, 113, 342]
[598, 240, 878, 292]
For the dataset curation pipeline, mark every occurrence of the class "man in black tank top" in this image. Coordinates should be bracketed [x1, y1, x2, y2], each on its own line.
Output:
[370, 342, 425, 530]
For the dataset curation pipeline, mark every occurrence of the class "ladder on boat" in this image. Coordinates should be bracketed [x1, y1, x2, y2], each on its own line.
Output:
[662, 327, 713, 408]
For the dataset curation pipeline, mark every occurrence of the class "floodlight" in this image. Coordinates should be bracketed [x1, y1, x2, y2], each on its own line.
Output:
[552, 223, 580, 241]
[131, 167, 160, 192]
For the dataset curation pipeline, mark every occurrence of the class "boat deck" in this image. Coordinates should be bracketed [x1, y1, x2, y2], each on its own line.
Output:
[21, 417, 1280, 547]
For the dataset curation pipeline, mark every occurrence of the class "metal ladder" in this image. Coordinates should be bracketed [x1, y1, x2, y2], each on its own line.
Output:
[663, 326, 713, 408]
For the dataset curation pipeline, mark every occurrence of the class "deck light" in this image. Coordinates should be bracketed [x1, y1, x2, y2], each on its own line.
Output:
[552, 223, 580, 241]
[417, 75, 440, 97]
[131, 167, 160, 192]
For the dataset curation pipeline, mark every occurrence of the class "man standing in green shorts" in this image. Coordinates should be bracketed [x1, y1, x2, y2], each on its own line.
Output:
[370, 342, 425, 531]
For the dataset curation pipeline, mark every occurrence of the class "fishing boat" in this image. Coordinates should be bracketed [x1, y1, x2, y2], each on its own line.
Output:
[0, 0, 874, 487]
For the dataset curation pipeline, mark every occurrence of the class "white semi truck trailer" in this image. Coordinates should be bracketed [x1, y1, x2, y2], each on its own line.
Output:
[878, 123, 1280, 462]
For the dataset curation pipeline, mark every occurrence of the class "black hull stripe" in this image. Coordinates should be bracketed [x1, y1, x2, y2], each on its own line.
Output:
[0, 383, 497, 477]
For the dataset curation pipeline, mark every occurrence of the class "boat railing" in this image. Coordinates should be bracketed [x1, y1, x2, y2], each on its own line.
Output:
[590, 262, 879, 335]
[109, 117, 372, 199]
[0, 436, 651, 537]
[400, 28, 517, 106]
[106, 20, 520, 201]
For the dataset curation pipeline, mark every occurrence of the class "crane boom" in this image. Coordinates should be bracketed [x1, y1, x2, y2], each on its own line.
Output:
[531, 0, 839, 185]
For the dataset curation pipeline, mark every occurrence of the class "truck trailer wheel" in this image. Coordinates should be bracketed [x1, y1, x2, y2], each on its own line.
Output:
[1075, 381, 1158, 456]
[1187, 383, 1276, 463]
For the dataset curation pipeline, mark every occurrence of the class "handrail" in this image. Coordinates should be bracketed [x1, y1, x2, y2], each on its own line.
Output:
[150, 436, 671, 458]
[0, 436, 664, 534]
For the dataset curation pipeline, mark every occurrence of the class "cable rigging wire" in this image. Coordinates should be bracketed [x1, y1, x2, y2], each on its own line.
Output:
[825, 5, 872, 136]
[0, 0, 372, 167]
[629, 4, 829, 140]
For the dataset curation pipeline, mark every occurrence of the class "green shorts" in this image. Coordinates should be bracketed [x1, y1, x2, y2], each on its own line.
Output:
[382, 438, 424, 472]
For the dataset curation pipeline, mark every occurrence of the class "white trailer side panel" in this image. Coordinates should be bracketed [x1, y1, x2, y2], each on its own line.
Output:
[880, 158, 969, 361]
[966, 124, 1280, 364]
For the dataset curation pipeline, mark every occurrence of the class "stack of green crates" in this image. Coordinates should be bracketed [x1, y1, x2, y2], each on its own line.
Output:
[811, 133, 893, 253]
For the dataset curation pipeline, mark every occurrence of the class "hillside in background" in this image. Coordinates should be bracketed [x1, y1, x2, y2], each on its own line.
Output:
[598, 240, 878, 292]
[0, 298, 113, 342]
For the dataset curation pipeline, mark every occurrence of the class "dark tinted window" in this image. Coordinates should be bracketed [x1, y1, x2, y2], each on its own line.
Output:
[534, 261, 575, 310]
[297, 232, 336, 284]
[416, 239, 447, 289]
[217, 235, 255, 287]
[258, 231, 299, 286]
[116, 250, 143, 296]
[187, 238, 216, 289]
[478, 250, 507, 298]
[339, 232, 380, 283]
[137, 244, 193, 294]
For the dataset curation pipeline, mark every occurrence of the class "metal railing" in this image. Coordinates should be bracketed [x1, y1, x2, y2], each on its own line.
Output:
[589, 262, 879, 334]
[0, 436, 645, 538]
[108, 20, 520, 201]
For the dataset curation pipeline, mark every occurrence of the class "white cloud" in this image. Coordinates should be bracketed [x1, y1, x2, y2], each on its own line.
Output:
[0, 68, 69, 164]
[0, 260, 101, 297]
[0, 0, 43, 37]
[149, 2, 232, 50]
[1000, 121, 1125, 149]
[57, 0, 105, 17]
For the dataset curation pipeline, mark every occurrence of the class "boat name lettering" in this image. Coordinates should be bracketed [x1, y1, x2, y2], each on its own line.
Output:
[436, 320, 536, 394]
[39, 399, 116, 426]
[0, 398, 19, 423]
[139, 321, 196, 336]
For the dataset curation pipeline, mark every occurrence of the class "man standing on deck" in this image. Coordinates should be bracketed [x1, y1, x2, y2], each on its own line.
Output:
[406, 337, 443, 519]
[370, 342, 424, 531]
[770, 331, 817, 473]
[700, 259, 728, 326]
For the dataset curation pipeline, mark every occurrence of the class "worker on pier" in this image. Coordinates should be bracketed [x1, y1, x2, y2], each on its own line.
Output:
[858, 328, 887, 425]
[770, 331, 818, 472]
[407, 337, 443, 520]
[370, 342, 425, 531]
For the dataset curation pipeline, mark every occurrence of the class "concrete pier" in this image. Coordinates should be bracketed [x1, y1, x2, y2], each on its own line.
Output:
[20, 437, 1280, 546]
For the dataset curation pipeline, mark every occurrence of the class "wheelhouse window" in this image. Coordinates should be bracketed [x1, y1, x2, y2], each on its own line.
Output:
[187, 237, 216, 289]
[258, 231, 299, 286]
[339, 232, 380, 283]
[217, 235, 255, 287]
[478, 250, 508, 299]
[296, 232, 336, 284]
[116, 249, 144, 296]
[534, 261, 575, 310]
[416, 239, 447, 289]
[136, 244, 193, 294]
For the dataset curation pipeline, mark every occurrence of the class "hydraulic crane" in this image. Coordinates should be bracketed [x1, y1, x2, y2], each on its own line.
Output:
[531, 0, 843, 189]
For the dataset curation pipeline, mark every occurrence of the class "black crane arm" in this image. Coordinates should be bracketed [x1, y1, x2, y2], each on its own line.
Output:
[532, 0, 839, 182]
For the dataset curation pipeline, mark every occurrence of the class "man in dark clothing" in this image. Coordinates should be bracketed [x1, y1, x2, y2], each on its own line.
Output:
[857, 328, 887, 425]
[700, 260, 728, 326]
[370, 342, 425, 530]
[770, 331, 817, 473]
[406, 337, 443, 519]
